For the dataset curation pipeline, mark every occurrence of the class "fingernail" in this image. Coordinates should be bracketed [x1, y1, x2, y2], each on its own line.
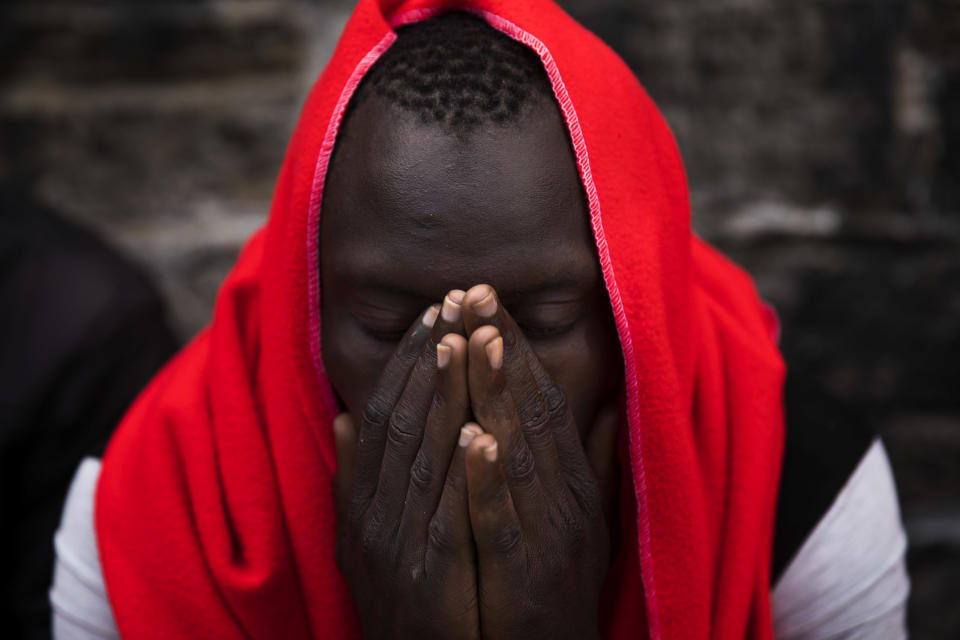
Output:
[459, 425, 481, 447]
[485, 336, 503, 370]
[441, 295, 461, 323]
[448, 289, 466, 304]
[483, 441, 498, 462]
[422, 304, 440, 328]
[436, 343, 452, 369]
[474, 290, 497, 318]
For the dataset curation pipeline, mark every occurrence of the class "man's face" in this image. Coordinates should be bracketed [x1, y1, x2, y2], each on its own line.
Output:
[320, 94, 621, 437]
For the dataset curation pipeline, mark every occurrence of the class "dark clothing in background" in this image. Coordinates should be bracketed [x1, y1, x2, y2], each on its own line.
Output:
[0, 196, 179, 639]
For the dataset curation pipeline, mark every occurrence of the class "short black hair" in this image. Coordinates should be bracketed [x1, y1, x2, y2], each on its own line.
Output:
[350, 11, 554, 132]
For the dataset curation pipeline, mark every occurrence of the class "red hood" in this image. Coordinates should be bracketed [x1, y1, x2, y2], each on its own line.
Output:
[97, 1, 785, 638]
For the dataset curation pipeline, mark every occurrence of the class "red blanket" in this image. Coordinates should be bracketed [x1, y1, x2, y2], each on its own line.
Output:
[97, 1, 785, 637]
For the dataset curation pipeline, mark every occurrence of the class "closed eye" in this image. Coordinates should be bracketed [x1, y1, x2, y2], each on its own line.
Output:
[516, 313, 583, 340]
[351, 306, 420, 344]
[359, 324, 408, 343]
[518, 321, 576, 340]
[513, 299, 585, 341]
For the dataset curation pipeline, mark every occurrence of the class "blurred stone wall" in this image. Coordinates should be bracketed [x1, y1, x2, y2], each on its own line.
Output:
[1, 0, 957, 636]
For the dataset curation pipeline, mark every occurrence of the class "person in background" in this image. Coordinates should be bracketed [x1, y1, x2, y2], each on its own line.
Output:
[0, 187, 179, 639]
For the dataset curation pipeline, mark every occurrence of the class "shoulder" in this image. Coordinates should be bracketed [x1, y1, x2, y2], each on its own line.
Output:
[772, 378, 909, 639]
[51, 458, 119, 639]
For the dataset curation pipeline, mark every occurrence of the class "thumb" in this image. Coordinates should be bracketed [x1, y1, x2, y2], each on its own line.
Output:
[332, 413, 357, 524]
[585, 404, 620, 523]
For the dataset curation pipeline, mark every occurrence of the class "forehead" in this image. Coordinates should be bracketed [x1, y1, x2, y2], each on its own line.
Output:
[321, 95, 598, 296]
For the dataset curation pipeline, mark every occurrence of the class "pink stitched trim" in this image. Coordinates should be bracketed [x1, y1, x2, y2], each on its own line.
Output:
[307, 31, 398, 419]
[389, 7, 661, 638]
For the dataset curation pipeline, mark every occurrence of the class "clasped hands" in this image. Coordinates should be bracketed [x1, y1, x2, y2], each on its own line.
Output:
[333, 285, 618, 640]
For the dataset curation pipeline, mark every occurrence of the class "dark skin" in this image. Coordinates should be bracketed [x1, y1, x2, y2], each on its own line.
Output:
[322, 93, 623, 638]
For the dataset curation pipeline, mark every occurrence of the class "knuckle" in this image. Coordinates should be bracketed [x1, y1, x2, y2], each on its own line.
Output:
[386, 428, 418, 454]
[387, 407, 421, 445]
[489, 521, 524, 555]
[426, 518, 458, 556]
[408, 450, 434, 494]
[504, 435, 537, 487]
[361, 393, 391, 427]
[519, 406, 551, 444]
[514, 386, 546, 420]
[542, 384, 569, 418]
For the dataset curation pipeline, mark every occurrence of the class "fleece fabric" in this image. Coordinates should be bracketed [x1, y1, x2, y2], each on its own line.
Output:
[95, 1, 786, 638]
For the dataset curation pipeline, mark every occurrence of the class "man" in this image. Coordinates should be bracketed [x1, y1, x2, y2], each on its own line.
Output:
[51, 5, 908, 638]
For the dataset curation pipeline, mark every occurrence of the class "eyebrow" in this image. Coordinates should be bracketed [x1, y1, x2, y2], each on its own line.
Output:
[333, 249, 599, 299]
[508, 276, 594, 298]
[343, 273, 594, 302]
[347, 278, 428, 299]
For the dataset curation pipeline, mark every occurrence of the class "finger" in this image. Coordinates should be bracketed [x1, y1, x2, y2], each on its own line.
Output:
[460, 283, 497, 336]
[425, 423, 482, 571]
[468, 325, 545, 531]
[462, 285, 564, 429]
[463, 286, 595, 515]
[466, 434, 525, 571]
[332, 413, 357, 525]
[461, 284, 547, 389]
[401, 332, 470, 536]
[585, 404, 620, 524]
[432, 289, 467, 339]
[540, 380, 600, 503]
[373, 291, 468, 526]
[462, 285, 562, 488]
[352, 305, 438, 513]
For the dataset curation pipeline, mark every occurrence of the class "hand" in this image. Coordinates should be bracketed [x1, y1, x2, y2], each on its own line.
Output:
[333, 292, 481, 640]
[459, 285, 620, 639]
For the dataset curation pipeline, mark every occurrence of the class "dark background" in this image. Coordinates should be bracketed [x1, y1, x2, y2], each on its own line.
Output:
[1, 1, 957, 636]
